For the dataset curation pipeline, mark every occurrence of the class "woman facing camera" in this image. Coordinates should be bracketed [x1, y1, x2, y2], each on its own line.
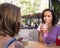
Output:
[37, 9, 60, 44]
[0, 3, 24, 48]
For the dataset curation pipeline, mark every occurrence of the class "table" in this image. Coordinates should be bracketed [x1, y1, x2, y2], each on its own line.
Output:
[25, 41, 60, 48]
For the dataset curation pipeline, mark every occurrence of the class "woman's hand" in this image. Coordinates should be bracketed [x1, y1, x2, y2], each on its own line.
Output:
[14, 34, 23, 42]
[40, 23, 48, 33]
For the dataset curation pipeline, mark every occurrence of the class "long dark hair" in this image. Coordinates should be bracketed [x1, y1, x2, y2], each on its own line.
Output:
[41, 9, 58, 26]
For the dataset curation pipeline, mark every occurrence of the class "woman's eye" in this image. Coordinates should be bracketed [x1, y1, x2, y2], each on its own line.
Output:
[44, 15, 51, 17]
[48, 15, 51, 17]
[44, 15, 46, 17]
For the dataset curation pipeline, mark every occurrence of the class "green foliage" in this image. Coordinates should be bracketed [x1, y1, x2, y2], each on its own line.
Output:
[22, 6, 37, 15]
[18, 0, 40, 15]
[19, 0, 31, 5]
[52, 1, 60, 18]
[18, 0, 40, 24]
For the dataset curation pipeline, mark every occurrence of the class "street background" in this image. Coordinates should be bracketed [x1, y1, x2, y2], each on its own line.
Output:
[19, 29, 38, 41]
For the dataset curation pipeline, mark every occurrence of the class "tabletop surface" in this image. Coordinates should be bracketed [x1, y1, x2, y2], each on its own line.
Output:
[25, 41, 60, 48]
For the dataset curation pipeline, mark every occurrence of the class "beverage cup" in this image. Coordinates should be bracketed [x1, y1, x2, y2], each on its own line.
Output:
[42, 23, 48, 33]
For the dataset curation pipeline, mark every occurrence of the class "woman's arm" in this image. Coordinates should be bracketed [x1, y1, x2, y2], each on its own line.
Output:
[37, 23, 43, 42]
[38, 31, 43, 42]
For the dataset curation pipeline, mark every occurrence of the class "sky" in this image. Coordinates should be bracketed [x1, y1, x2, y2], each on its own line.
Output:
[0, 0, 18, 5]
[0, 0, 49, 13]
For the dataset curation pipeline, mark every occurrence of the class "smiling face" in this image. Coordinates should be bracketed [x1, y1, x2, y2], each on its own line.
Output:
[43, 11, 52, 25]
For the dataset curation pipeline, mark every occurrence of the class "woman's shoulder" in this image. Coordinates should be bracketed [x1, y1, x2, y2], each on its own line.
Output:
[55, 25, 60, 34]
[55, 25, 60, 29]
[8, 41, 24, 48]
[53, 25, 60, 32]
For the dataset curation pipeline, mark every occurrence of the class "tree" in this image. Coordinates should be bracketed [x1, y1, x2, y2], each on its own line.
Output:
[18, 0, 40, 15]
[18, 0, 40, 25]
[52, 0, 60, 18]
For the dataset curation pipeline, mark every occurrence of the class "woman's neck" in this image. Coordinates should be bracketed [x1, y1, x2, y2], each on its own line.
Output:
[47, 23, 53, 31]
[48, 23, 52, 27]
[0, 35, 11, 41]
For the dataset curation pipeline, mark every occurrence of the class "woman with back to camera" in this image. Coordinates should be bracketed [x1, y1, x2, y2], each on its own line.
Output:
[0, 3, 24, 48]
[37, 9, 60, 44]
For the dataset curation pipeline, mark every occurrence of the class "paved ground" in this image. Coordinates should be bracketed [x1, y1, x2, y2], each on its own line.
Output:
[19, 29, 38, 41]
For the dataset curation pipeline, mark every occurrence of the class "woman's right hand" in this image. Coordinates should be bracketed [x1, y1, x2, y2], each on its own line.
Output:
[40, 23, 48, 33]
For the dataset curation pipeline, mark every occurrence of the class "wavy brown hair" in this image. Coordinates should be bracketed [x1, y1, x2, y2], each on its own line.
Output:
[0, 3, 20, 37]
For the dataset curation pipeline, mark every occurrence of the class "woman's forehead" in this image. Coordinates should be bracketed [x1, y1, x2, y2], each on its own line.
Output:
[44, 11, 52, 15]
